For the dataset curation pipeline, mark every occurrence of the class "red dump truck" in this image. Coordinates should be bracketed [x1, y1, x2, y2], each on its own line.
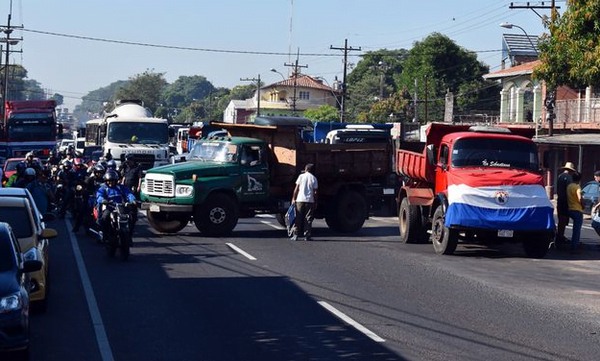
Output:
[396, 123, 555, 258]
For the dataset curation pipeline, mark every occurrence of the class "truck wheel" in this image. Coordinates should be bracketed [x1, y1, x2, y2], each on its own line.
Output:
[147, 211, 190, 233]
[431, 206, 458, 255]
[398, 198, 423, 244]
[325, 215, 340, 231]
[335, 191, 367, 233]
[194, 193, 239, 236]
[522, 236, 551, 258]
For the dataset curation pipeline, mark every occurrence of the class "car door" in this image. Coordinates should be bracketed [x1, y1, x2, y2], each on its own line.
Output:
[239, 144, 269, 202]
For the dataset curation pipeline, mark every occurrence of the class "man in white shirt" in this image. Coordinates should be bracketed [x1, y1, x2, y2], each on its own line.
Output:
[291, 163, 318, 241]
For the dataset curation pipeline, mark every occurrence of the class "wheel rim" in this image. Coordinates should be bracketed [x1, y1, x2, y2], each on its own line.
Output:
[432, 217, 444, 244]
[399, 207, 407, 234]
[209, 207, 226, 224]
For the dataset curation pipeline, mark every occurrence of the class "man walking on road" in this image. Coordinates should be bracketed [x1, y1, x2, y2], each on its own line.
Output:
[556, 162, 577, 248]
[291, 163, 318, 241]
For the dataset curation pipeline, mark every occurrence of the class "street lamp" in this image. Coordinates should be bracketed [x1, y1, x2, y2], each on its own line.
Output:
[270, 68, 286, 81]
[500, 22, 538, 56]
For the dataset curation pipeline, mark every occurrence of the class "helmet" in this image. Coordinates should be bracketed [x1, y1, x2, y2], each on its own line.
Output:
[103, 169, 119, 182]
[106, 160, 117, 169]
[93, 164, 105, 174]
[125, 153, 135, 162]
[74, 151, 84, 158]
[24, 168, 36, 176]
[16, 162, 27, 172]
[25, 152, 34, 159]
[62, 160, 73, 170]
[73, 158, 85, 167]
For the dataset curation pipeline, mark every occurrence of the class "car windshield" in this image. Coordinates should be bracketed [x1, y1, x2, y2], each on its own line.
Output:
[189, 142, 238, 163]
[451, 138, 539, 171]
[0, 235, 15, 272]
[8, 124, 56, 141]
[107, 122, 168, 144]
[0, 207, 33, 238]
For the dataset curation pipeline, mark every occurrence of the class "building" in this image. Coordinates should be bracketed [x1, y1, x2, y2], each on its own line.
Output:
[223, 74, 340, 124]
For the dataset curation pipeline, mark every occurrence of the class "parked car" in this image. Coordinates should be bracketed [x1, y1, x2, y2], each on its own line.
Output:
[0, 222, 42, 359]
[582, 180, 599, 214]
[3, 157, 26, 181]
[0, 197, 57, 311]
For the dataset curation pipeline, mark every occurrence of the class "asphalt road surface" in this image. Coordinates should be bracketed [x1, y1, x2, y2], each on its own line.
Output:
[12, 213, 600, 361]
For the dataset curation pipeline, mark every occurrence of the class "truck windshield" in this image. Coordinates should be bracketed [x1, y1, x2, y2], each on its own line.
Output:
[107, 122, 168, 144]
[189, 142, 238, 163]
[8, 123, 56, 141]
[451, 138, 538, 171]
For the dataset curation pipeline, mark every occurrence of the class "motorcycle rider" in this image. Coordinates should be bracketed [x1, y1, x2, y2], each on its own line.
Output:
[96, 170, 136, 243]
[24, 152, 42, 173]
[25, 168, 53, 215]
[119, 154, 142, 198]
[6, 162, 27, 187]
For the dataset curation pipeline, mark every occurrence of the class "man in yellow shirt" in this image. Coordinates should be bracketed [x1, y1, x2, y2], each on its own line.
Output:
[567, 172, 583, 253]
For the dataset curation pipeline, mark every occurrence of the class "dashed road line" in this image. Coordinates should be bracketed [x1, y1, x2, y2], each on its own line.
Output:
[65, 219, 115, 361]
[226, 243, 257, 260]
[259, 220, 285, 230]
[318, 301, 386, 343]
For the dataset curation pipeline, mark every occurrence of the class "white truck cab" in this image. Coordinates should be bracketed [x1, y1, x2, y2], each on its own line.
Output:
[85, 100, 171, 169]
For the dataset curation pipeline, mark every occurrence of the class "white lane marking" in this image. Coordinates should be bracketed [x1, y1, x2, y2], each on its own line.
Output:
[226, 243, 257, 261]
[259, 220, 285, 230]
[65, 219, 115, 361]
[256, 214, 275, 218]
[318, 301, 386, 343]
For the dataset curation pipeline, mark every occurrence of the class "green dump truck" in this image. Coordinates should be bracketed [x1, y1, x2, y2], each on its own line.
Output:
[140, 117, 398, 236]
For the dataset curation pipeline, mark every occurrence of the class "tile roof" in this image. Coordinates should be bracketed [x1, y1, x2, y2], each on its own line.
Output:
[266, 74, 338, 92]
[483, 60, 541, 80]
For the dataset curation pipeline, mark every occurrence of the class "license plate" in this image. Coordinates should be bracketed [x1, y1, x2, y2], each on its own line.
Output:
[149, 205, 160, 212]
[498, 229, 513, 238]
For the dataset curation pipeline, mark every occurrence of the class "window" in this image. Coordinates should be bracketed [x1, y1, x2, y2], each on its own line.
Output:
[299, 91, 310, 100]
[0, 231, 16, 272]
[0, 206, 33, 238]
[439, 145, 449, 166]
[241, 145, 261, 166]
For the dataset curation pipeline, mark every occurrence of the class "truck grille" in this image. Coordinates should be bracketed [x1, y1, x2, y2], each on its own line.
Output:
[144, 173, 175, 197]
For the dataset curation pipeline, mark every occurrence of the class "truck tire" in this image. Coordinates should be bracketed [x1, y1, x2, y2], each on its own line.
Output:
[522, 236, 551, 258]
[431, 206, 458, 255]
[398, 198, 423, 244]
[194, 193, 239, 236]
[335, 190, 367, 233]
[147, 211, 190, 234]
[325, 215, 340, 231]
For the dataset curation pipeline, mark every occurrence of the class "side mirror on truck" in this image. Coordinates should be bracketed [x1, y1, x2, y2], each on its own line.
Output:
[426, 144, 436, 166]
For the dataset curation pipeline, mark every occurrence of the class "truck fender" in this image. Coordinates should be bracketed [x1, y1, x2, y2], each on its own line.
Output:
[400, 187, 434, 207]
[433, 193, 449, 214]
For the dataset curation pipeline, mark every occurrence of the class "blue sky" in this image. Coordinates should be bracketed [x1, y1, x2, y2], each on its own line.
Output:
[1, 0, 558, 110]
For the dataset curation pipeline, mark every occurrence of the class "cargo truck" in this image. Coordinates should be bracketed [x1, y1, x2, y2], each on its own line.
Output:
[140, 116, 398, 236]
[396, 123, 555, 258]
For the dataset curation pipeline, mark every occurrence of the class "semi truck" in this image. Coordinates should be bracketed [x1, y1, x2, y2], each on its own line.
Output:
[396, 123, 555, 258]
[84, 100, 171, 169]
[140, 116, 398, 236]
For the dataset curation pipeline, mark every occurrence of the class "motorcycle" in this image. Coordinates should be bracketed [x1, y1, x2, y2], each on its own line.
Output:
[102, 201, 135, 261]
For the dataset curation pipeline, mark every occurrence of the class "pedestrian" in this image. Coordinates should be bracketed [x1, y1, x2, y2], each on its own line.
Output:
[556, 162, 577, 246]
[291, 163, 318, 241]
[567, 172, 584, 254]
[590, 171, 600, 237]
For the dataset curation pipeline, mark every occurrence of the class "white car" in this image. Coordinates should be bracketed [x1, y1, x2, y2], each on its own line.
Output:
[58, 139, 74, 153]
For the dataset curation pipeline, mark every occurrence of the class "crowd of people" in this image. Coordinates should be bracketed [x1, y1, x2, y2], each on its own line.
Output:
[1, 147, 143, 240]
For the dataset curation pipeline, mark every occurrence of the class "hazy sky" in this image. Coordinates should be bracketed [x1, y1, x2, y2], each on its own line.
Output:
[1, 0, 556, 110]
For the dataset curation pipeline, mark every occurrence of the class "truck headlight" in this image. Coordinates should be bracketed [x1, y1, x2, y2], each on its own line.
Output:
[175, 185, 194, 197]
[140, 180, 146, 193]
[23, 248, 40, 262]
[0, 293, 22, 313]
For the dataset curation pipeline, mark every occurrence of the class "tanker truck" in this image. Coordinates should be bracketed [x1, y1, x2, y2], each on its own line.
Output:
[396, 123, 555, 258]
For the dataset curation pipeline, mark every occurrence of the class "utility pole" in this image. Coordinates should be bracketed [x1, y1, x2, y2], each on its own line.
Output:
[424, 75, 428, 123]
[240, 74, 262, 117]
[330, 39, 361, 122]
[1, 6, 23, 114]
[284, 49, 307, 113]
[413, 78, 419, 123]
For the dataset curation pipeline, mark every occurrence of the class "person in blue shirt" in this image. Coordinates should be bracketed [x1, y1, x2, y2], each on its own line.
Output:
[96, 170, 136, 242]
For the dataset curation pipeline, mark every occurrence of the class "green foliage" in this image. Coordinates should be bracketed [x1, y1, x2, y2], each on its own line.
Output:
[304, 105, 340, 123]
[75, 80, 129, 119]
[0, 65, 44, 100]
[162, 75, 215, 108]
[49, 93, 64, 106]
[114, 70, 168, 114]
[397, 33, 497, 121]
[535, 0, 600, 88]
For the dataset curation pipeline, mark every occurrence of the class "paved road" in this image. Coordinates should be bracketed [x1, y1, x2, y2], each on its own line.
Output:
[15, 214, 600, 361]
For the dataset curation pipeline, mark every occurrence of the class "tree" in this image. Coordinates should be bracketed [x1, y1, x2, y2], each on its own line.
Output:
[162, 75, 215, 108]
[397, 33, 498, 122]
[50, 93, 64, 106]
[534, 1, 600, 89]
[74, 80, 129, 121]
[304, 105, 339, 123]
[0, 65, 44, 100]
[114, 70, 168, 114]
